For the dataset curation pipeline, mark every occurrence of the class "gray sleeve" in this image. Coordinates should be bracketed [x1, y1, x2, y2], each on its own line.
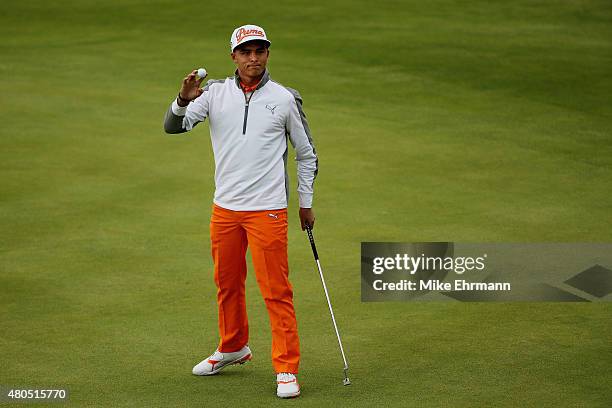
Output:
[163, 103, 189, 134]
[285, 87, 318, 208]
[163, 82, 213, 134]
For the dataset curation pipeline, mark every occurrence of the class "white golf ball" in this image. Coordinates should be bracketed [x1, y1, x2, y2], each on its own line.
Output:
[197, 68, 207, 78]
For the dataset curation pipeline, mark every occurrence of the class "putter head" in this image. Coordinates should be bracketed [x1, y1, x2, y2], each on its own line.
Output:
[343, 368, 351, 385]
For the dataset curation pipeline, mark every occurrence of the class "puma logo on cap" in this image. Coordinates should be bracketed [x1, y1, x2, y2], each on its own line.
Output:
[236, 28, 264, 43]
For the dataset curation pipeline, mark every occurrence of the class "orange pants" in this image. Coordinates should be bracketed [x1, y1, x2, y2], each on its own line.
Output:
[210, 204, 300, 374]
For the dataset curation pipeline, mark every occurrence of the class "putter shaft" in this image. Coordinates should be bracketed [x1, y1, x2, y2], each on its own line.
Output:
[306, 225, 351, 385]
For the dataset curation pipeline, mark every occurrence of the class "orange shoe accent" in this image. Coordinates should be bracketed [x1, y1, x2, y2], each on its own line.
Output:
[237, 354, 252, 364]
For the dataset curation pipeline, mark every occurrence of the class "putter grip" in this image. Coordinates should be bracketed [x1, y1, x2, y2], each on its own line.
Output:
[305, 225, 319, 260]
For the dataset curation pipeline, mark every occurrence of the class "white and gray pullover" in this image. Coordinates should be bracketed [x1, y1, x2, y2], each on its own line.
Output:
[164, 70, 318, 211]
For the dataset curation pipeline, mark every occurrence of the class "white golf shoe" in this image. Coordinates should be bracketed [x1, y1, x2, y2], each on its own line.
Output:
[276, 372, 300, 398]
[192, 345, 252, 376]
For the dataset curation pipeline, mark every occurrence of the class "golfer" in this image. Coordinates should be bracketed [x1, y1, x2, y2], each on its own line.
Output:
[163, 24, 318, 399]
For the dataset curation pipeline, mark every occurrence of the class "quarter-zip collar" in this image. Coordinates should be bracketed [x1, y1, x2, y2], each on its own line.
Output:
[234, 69, 270, 91]
[235, 69, 271, 135]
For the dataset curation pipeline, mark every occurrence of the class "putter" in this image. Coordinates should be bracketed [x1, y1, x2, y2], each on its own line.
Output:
[305, 224, 351, 386]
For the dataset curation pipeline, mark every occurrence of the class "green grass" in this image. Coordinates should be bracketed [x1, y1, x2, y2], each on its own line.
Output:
[1, 0, 611, 406]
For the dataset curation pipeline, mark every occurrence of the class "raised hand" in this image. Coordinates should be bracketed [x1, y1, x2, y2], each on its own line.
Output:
[178, 69, 207, 106]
